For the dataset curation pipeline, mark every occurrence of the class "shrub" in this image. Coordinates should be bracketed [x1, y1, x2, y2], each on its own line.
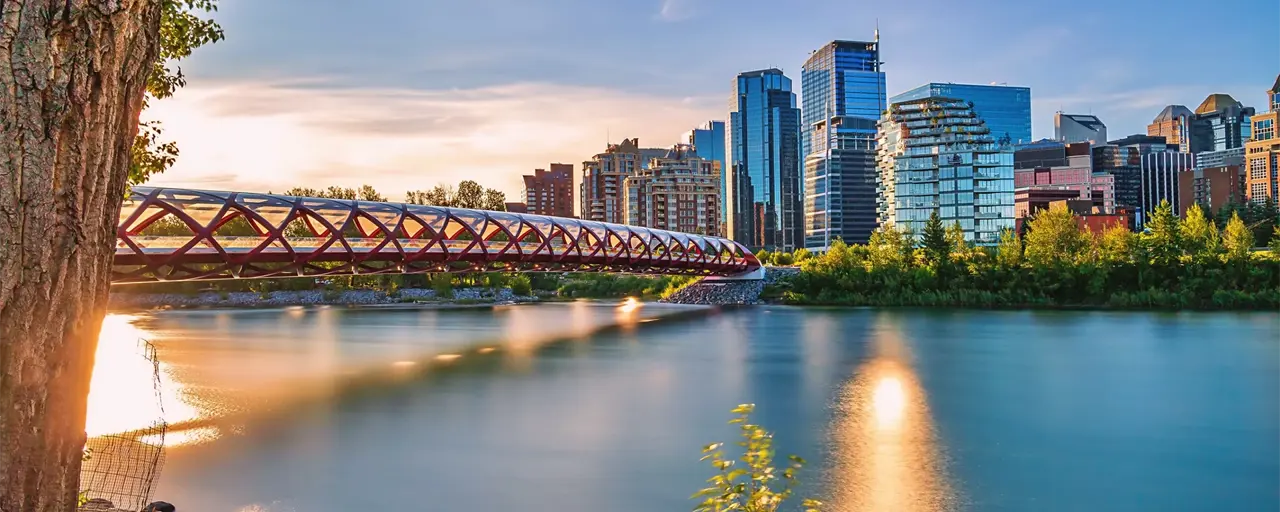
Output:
[510, 274, 532, 296]
[693, 404, 820, 512]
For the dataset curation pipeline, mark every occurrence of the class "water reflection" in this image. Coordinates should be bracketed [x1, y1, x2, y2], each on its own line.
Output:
[827, 313, 958, 511]
[87, 314, 206, 445]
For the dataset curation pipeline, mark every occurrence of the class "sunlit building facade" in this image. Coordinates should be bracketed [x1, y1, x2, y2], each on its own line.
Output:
[801, 39, 886, 250]
[1244, 75, 1280, 205]
[877, 97, 1015, 246]
[522, 164, 574, 218]
[890, 83, 1032, 146]
[581, 139, 645, 224]
[623, 144, 721, 235]
[1147, 105, 1193, 152]
[727, 69, 802, 251]
[1013, 141, 1114, 218]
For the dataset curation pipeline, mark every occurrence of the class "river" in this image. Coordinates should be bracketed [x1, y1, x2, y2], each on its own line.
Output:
[89, 302, 1280, 511]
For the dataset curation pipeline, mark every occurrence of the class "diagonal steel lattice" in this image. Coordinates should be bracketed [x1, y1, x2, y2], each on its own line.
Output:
[113, 187, 761, 283]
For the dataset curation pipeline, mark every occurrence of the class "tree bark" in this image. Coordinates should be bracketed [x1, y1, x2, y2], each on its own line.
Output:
[0, 1, 162, 510]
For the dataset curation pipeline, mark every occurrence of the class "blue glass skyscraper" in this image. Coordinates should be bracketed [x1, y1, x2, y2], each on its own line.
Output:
[891, 83, 1032, 145]
[801, 39, 886, 249]
[728, 69, 801, 251]
[685, 121, 727, 224]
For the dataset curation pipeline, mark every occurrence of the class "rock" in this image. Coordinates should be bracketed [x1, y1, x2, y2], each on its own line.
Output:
[659, 267, 796, 305]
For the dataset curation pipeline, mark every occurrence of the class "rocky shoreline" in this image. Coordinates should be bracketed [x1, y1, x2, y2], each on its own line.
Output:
[660, 267, 797, 305]
[109, 287, 541, 310]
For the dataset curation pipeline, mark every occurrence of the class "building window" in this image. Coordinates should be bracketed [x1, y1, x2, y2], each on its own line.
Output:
[1254, 119, 1274, 142]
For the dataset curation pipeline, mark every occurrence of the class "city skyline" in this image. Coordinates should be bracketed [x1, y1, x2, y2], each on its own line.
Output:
[143, 0, 1278, 203]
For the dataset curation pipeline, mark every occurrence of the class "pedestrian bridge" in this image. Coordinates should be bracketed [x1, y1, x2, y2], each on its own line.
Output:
[113, 187, 760, 283]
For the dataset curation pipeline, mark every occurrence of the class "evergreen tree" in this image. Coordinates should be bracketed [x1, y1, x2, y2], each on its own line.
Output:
[920, 211, 949, 266]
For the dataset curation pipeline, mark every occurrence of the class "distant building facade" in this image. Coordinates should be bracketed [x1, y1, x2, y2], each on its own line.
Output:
[1190, 94, 1254, 153]
[1179, 164, 1246, 216]
[1013, 141, 1114, 218]
[877, 96, 1015, 246]
[684, 121, 727, 225]
[1138, 150, 1196, 227]
[623, 144, 721, 236]
[727, 69, 802, 251]
[1092, 134, 1180, 228]
[1245, 75, 1280, 205]
[1054, 113, 1107, 144]
[801, 39, 886, 250]
[504, 202, 528, 214]
[1148, 105, 1194, 153]
[580, 139, 666, 224]
[890, 82, 1032, 145]
[522, 164, 574, 217]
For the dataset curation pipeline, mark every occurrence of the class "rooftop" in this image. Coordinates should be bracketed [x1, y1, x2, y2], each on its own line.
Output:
[1152, 105, 1193, 123]
[1271, 73, 1280, 94]
[1194, 94, 1242, 115]
[1060, 113, 1105, 130]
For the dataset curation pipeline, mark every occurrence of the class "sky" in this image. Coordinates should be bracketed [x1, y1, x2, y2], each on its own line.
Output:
[148, 0, 1280, 202]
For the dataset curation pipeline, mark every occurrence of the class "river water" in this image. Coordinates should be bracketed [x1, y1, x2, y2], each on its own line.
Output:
[90, 302, 1280, 511]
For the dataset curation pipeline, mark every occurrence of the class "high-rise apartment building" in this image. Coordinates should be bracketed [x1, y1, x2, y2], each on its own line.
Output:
[1147, 105, 1194, 152]
[1013, 141, 1114, 218]
[801, 39, 886, 250]
[522, 164, 574, 217]
[890, 83, 1032, 145]
[684, 121, 727, 225]
[1054, 113, 1107, 144]
[727, 69, 802, 251]
[877, 96, 1015, 246]
[581, 139, 645, 224]
[623, 144, 721, 236]
[1244, 75, 1280, 205]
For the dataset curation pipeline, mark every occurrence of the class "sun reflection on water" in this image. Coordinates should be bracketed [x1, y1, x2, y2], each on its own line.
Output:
[86, 314, 206, 445]
[827, 315, 958, 512]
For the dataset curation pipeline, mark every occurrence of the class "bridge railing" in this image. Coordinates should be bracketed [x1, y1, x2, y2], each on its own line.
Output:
[114, 187, 760, 283]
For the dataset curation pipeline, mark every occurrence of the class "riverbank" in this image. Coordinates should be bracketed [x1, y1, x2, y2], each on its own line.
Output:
[108, 287, 542, 311]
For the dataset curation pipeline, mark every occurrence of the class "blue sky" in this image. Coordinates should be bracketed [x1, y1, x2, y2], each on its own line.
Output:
[150, 0, 1280, 200]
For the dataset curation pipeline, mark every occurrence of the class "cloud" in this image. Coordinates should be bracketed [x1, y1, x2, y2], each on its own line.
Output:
[141, 80, 721, 205]
[657, 0, 696, 22]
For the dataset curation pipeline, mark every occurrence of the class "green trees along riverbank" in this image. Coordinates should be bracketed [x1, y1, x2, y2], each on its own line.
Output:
[777, 201, 1280, 310]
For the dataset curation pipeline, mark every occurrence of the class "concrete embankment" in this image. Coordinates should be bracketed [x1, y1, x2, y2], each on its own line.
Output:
[660, 267, 799, 305]
[109, 287, 537, 310]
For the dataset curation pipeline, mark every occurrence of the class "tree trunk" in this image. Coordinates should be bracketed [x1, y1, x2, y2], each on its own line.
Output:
[0, 1, 162, 510]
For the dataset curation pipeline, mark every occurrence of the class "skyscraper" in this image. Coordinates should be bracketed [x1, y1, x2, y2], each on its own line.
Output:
[1244, 75, 1280, 205]
[727, 69, 801, 251]
[877, 96, 1015, 246]
[684, 121, 727, 225]
[801, 39, 886, 250]
[1147, 105, 1193, 152]
[522, 164, 574, 218]
[890, 83, 1032, 145]
[1054, 113, 1108, 144]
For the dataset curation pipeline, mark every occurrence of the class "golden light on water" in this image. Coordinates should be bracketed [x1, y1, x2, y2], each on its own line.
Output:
[827, 315, 958, 512]
[872, 375, 906, 430]
[86, 314, 205, 444]
[618, 296, 641, 313]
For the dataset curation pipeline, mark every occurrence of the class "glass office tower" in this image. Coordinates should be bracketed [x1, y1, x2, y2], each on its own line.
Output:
[801, 39, 886, 250]
[891, 83, 1032, 146]
[685, 121, 727, 225]
[727, 69, 801, 251]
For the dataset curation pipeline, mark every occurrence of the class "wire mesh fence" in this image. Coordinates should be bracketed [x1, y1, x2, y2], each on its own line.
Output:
[79, 340, 168, 512]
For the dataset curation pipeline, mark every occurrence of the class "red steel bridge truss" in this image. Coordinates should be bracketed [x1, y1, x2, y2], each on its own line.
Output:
[113, 187, 760, 283]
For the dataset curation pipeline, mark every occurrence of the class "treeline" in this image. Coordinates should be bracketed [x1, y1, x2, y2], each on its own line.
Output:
[279, 179, 507, 211]
[774, 201, 1280, 310]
